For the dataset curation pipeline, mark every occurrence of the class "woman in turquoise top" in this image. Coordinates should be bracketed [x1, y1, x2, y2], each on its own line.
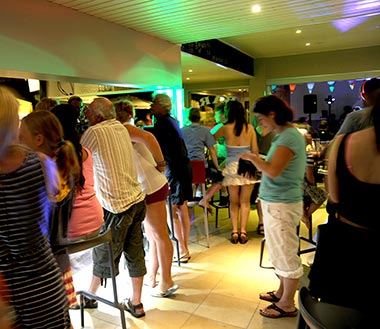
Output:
[240, 95, 306, 319]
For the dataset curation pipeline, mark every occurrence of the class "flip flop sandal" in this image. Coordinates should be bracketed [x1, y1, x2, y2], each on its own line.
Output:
[259, 290, 280, 302]
[260, 303, 298, 318]
[122, 298, 145, 318]
[151, 284, 179, 298]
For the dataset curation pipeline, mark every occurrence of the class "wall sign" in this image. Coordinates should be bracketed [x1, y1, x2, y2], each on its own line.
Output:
[181, 39, 254, 76]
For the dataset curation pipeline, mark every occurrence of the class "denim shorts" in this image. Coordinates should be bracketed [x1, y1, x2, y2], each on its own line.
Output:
[92, 200, 147, 278]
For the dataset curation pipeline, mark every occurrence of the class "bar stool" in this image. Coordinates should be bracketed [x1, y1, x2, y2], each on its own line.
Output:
[190, 159, 210, 247]
[166, 191, 181, 266]
[67, 227, 127, 329]
[209, 190, 230, 228]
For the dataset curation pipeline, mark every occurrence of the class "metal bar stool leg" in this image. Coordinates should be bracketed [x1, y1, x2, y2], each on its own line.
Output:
[167, 195, 181, 266]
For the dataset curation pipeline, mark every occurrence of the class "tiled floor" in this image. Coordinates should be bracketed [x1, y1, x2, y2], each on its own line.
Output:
[70, 202, 328, 329]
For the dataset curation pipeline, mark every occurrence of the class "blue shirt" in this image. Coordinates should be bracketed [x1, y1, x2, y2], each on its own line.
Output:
[182, 124, 216, 164]
[336, 106, 373, 135]
[259, 127, 306, 203]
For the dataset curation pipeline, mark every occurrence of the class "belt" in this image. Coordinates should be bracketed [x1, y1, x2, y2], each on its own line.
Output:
[338, 214, 370, 231]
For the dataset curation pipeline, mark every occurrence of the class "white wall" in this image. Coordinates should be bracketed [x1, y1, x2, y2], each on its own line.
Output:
[0, 0, 182, 89]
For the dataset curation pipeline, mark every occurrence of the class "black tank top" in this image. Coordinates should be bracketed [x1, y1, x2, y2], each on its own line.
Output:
[336, 133, 380, 231]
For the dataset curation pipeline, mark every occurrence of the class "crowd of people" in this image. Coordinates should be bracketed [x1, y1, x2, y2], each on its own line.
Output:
[1, 78, 378, 326]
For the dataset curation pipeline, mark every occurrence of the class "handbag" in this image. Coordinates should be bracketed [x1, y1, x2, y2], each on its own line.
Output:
[303, 178, 327, 204]
[237, 158, 257, 178]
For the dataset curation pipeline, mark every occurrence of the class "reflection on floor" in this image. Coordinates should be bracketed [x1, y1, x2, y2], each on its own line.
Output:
[70, 203, 328, 329]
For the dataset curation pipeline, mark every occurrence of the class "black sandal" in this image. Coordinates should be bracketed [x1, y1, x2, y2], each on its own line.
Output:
[257, 223, 264, 235]
[230, 232, 239, 244]
[239, 232, 248, 244]
[122, 298, 145, 318]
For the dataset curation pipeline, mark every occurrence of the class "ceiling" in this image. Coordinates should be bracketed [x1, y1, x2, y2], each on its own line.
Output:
[47, 0, 380, 86]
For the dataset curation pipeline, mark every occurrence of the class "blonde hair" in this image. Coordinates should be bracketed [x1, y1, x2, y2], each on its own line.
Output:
[0, 86, 20, 158]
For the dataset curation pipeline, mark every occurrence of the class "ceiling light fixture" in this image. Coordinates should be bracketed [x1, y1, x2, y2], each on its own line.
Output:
[305, 42, 311, 46]
[296, 29, 302, 34]
[251, 4, 261, 13]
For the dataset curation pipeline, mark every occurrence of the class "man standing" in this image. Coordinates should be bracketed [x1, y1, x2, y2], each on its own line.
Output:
[150, 93, 193, 263]
[336, 78, 380, 134]
[81, 97, 147, 318]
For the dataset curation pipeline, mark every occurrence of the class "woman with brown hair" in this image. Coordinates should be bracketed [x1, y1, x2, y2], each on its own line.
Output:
[19, 110, 81, 311]
[213, 100, 258, 244]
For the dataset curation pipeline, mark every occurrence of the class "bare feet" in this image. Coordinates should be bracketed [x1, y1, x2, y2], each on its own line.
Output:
[198, 199, 213, 214]
[301, 215, 310, 229]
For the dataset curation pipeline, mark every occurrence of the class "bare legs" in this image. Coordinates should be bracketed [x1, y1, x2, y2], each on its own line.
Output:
[199, 183, 222, 209]
[228, 184, 254, 234]
[87, 274, 143, 306]
[144, 200, 175, 291]
[172, 202, 191, 256]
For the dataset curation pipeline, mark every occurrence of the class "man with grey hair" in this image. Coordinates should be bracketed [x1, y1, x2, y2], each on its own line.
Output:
[81, 97, 147, 318]
[150, 93, 193, 263]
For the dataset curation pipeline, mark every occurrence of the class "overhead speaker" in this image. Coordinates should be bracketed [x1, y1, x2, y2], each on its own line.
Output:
[303, 94, 318, 114]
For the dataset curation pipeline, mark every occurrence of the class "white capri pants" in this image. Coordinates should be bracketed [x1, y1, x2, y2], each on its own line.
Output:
[260, 199, 304, 279]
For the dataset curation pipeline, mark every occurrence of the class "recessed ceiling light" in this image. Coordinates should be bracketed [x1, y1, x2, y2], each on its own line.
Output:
[186, 77, 190, 80]
[251, 4, 261, 13]
[305, 42, 311, 46]
[188, 69, 193, 72]
[296, 29, 302, 34]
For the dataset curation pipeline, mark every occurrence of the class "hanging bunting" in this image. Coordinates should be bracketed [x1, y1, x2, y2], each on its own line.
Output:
[307, 82, 315, 94]
[289, 84, 296, 94]
[271, 85, 277, 93]
[348, 80, 355, 90]
[327, 81, 335, 93]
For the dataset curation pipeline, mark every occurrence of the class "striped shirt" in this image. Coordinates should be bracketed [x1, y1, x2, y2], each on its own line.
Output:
[0, 145, 71, 328]
[81, 119, 145, 214]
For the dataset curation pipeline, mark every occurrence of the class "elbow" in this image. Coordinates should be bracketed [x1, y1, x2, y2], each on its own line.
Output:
[265, 170, 281, 179]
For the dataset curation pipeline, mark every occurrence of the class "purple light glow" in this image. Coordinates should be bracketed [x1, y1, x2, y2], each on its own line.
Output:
[333, 0, 380, 32]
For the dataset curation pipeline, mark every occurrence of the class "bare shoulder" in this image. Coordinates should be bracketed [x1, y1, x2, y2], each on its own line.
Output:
[350, 129, 380, 183]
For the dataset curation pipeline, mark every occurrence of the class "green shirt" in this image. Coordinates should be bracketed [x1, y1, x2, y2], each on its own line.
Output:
[259, 127, 306, 203]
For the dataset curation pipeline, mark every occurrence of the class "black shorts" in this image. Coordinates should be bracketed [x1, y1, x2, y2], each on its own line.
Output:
[166, 161, 193, 205]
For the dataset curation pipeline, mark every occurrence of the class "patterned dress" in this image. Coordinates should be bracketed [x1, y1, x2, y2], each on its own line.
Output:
[0, 146, 71, 328]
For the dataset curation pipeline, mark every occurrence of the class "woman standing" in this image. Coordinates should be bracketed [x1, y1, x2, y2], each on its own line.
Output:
[308, 94, 380, 322]
[19, 110, 81, 310]
[0, 86, 71, 328]
[115, 100, 179, 297]
[213, 100, 258, 244]
[240, 95, 306, 318]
